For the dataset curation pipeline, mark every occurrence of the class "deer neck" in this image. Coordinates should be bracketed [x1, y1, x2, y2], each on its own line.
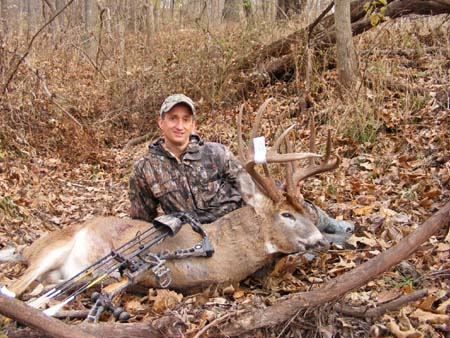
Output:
[248, 194, 284, 255]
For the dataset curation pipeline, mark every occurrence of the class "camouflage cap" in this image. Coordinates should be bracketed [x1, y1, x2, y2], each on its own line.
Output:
[159, 94, 196, 118]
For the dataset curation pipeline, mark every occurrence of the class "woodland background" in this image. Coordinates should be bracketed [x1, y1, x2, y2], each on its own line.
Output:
[0, 0, 449, 337]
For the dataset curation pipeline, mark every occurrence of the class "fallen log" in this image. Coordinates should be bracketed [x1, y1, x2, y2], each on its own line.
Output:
[0, 294, 96, 338]
[3, 322, 162, 338]
[219, 200, 450, 336]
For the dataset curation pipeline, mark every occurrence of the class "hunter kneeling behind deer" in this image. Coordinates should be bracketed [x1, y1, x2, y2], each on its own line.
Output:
[1, 95, 353, 300]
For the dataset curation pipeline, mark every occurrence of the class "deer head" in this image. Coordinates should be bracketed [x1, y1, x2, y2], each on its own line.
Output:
[237, 98, 340, 254]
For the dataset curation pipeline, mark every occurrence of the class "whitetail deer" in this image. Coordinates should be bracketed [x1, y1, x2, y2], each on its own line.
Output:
[2, 99, 340, 299]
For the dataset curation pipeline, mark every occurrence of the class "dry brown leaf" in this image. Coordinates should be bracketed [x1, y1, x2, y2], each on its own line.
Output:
[269, 254, 300, 277]
[417, 294, 438, 311]
[233, 289, 245, 299]
[124, 298, 148, 315]
[360, 162, 375, 170]
[149, 289, 183, 313]
[353, 205, 375, 216]
[410, 308, 450, 325]
[347, 234, 378, 248]
[436, 297, 450, 314]
[377, 288, 402, 304]
[386, 316, 422, 338]
[327, 256, 356, 275]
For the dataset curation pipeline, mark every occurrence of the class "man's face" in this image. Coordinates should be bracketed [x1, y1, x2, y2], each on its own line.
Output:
[158, 104, 196, 150]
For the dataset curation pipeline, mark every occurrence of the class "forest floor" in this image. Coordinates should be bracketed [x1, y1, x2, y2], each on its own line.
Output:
[0, 15, 449, 338]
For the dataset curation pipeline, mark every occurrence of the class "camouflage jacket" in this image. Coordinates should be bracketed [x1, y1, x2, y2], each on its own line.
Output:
[129, 135, 245, 224]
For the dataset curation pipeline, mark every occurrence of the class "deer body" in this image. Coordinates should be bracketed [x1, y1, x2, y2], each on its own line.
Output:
[9, 194, 326, 296]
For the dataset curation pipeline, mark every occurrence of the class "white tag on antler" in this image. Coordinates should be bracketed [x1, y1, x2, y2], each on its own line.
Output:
[253, 136, 267, 164]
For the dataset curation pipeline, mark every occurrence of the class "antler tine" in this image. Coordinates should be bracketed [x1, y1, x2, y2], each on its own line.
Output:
[266, 122, 322, 163]
[292, 130, 341, 185]
[237, 104, 246, 163]
[271, 123, 296, 152]
[309, 115, 316, 166]
[283, 136, 307, 212]
[284, 136, 296, 196]
[249, 98, 273, 154]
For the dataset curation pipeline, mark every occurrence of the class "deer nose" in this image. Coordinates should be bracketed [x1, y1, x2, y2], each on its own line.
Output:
[316, 239, 330, 251]
[304, 238, 329, 251]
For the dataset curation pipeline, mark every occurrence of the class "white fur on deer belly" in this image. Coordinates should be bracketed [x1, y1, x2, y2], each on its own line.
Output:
[265, 242, 279, 254]
[60, 228, 92, 279]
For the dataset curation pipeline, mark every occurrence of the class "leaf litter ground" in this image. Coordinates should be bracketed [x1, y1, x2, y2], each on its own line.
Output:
[0, 22, 449, 338]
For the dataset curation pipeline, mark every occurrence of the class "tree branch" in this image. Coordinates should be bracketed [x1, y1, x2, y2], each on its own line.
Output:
[335, 289, 429, 318]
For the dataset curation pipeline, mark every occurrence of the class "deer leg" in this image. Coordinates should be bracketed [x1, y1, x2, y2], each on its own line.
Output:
[305, 201, 354, 234]
[9, 242, 75, 297]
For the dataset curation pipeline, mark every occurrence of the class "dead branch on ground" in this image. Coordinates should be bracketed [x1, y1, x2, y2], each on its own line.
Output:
[0, 294, 95, 338]
[335, 289, 429, 318]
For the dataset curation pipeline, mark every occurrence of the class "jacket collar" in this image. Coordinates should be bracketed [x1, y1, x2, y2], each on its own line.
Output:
[149, 134, 203, 160]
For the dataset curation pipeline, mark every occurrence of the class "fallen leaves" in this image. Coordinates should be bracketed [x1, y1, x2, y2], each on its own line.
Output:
[0, 17, 449, 338]
[149, 289, 183, 314]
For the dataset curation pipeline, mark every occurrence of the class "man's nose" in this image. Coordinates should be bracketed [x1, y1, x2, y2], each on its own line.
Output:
[175, 119, 183, 128]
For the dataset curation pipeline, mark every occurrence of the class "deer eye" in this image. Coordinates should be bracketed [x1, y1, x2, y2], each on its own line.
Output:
[281, 212, 295, 221]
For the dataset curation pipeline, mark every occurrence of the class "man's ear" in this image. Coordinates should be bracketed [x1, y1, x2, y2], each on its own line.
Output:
[157, 117, 163, 129]
[192, 120, 197, 132]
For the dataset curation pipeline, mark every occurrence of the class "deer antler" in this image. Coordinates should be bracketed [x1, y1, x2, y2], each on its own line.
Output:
[291, 118, 341, 188]
[282, 116, 341, 210]
[238, 99, 330, 204]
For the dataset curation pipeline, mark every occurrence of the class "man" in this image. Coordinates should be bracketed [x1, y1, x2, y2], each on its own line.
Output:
[129, 94, 244, 224]
[129, 94, 353, 239]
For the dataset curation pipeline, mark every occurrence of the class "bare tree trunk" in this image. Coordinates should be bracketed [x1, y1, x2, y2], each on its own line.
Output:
[153, 0, 160, 32]
[0, 0, 7, 36]
[84, 0, 98, 58]
[145, 0, 154, 50]
[130, 0, 138, 34]
[300, 0, 308, 13]
[222, 0, 241, 22]
[118, 21, 126, 74]
[335, 0, 358, 88]
[25, 0, 32, 39]
[170, 0, 175, 21]
[55, 0, 64, 30]
[262, 0, 269, 18]
[243, 0, 252, 20]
